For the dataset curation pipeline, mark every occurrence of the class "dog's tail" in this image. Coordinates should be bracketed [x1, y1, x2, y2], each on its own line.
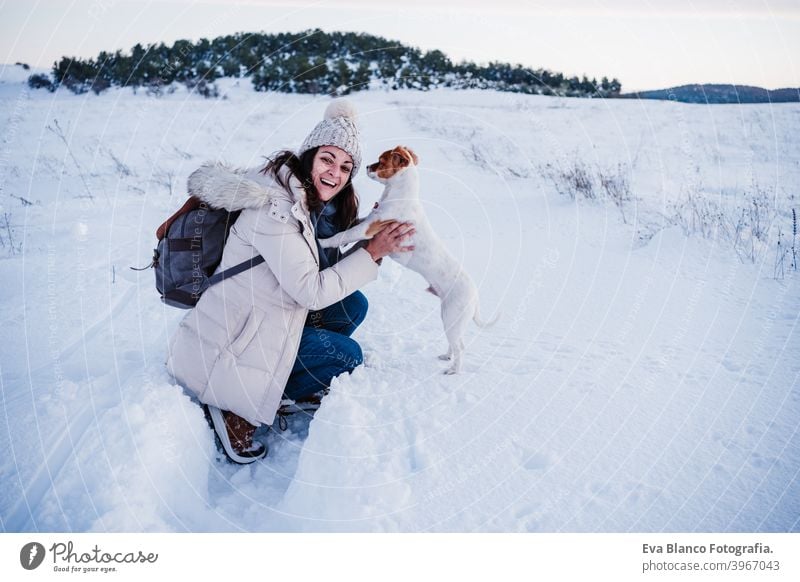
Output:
[473, 305, 501, 328]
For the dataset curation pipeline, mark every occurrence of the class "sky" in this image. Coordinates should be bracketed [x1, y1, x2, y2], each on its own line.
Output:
[1, 0, 799, 91]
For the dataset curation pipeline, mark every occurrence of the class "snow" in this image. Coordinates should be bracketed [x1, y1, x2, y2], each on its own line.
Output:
[1, 71, 798, 532]
[0, 63, 45, 85]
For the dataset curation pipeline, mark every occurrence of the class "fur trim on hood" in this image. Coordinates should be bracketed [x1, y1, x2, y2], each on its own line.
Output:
[187, 161, 294, 212]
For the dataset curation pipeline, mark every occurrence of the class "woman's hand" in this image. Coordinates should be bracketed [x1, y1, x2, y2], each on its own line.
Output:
[365, 221, 415, 262]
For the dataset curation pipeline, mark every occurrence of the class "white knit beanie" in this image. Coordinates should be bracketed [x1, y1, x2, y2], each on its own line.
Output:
[298, 99, 362, 175]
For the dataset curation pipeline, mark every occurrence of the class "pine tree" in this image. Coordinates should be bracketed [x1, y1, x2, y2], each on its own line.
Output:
[37, 29, 619, 99]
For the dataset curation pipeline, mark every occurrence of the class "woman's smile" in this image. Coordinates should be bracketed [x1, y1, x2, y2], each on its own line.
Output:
[311, 146, 353, 201]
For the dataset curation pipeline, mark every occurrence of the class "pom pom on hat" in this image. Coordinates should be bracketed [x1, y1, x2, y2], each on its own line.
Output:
[299, 98, 362, 175]
[324, 99, 359, 124]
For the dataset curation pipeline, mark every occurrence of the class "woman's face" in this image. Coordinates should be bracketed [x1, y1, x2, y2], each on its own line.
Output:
[311, 146, 354, 202]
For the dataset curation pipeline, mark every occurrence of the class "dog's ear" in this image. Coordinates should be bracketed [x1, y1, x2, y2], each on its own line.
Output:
[403, 147, 419, 166]
[391, 150, 411, 168]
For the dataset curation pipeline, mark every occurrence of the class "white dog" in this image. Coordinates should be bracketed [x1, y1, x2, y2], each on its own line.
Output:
[319, 145, 496, 374]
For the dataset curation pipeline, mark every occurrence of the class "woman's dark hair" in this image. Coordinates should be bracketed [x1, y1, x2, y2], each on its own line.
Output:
[260, 148, 359, 230]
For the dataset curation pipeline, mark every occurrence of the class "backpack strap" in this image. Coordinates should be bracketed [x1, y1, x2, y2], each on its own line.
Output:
[207, 255, 265, 286]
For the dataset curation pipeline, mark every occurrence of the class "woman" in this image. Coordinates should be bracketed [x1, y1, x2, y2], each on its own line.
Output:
[166, 100, 414, 464]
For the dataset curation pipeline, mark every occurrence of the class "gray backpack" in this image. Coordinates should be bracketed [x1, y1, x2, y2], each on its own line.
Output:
[136, 196, 264, 308]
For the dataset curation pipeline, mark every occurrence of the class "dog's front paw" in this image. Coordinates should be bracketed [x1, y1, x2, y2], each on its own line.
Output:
[443, 367, 459, 375]
[438, 353, 452, 361]
[365, 219, 396, 237]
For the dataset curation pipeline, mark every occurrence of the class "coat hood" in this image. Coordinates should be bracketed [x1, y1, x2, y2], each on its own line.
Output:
[187, 161, 302, 212]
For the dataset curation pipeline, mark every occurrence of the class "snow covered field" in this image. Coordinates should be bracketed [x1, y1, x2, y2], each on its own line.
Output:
[1, 64, 798, 532]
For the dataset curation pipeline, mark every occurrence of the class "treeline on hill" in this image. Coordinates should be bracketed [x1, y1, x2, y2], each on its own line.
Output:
[27, 29, 621, 98]
[622, 84, 800, 104]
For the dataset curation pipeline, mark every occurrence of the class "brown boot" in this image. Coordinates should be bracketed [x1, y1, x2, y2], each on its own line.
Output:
[223, 410, 260, 453]
[205, 405, 267, 464]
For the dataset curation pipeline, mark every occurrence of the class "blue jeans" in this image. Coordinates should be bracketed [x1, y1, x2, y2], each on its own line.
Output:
[283, 291, 368, 401]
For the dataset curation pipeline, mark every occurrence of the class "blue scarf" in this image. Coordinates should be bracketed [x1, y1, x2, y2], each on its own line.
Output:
[311, 201, 340, 269]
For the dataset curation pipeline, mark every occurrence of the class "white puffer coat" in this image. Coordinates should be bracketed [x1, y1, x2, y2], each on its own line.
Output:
[166, 161, 379, 426]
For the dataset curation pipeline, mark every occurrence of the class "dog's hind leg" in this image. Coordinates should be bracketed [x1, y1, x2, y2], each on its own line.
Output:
[438, 300, 456, 361]
[441, 303, 470, 374]
[443, 340, 464, 375]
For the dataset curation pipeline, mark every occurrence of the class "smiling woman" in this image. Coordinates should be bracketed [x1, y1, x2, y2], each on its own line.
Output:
[165, 99, 415, 464]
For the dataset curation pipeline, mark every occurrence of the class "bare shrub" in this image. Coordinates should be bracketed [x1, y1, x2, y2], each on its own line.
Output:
[774, 228, 787, 280]
[668, 182, 778, 263]
[544, 159, 595, 200]
[0, 212, 22, 255]
[544, 156, 784, 266]
[773, 208, 798, 279]
[103, 147, 133, 177]
[598, 164, 631, 223]
[155, 168, 176, 197]
[46, 119, 94, 200]
[563, 161, 595, 200]
[670, 191, 727, 240]
[731, 185, 777, 263]
[544, 159, 633, 225]
[792, 208, 798, 270]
